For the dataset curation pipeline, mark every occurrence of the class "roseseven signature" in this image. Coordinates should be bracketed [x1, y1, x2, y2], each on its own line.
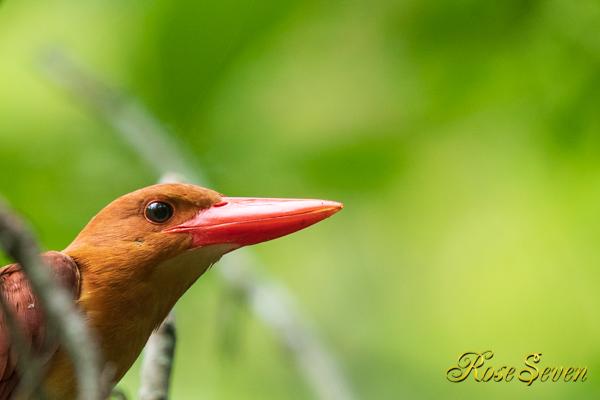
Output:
[446, 351, 587, 385]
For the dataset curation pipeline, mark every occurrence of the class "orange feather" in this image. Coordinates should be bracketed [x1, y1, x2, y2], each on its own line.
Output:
[0, 183, 342, 399]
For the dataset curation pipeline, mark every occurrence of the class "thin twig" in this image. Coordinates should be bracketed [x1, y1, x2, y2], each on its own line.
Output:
[41, 48, 359, 400]
[0, 196, 102, 400]
[138, 310, 177, 400]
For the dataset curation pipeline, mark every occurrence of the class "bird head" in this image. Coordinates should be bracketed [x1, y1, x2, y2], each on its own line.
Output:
[65, 183, 342, 278]
[64, 183, 342, 326]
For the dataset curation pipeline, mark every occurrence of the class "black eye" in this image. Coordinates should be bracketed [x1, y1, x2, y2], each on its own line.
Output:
[145, 201, 174, 223]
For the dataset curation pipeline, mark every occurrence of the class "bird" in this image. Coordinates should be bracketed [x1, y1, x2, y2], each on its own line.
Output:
[0, 183, 343, 399]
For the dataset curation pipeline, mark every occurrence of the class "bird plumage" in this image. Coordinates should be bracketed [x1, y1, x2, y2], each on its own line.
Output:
[0, 252, 80, 399]
[0, 183, 342, 399]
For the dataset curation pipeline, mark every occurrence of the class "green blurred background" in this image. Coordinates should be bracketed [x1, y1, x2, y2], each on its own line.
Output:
[1, 0, 600, 398]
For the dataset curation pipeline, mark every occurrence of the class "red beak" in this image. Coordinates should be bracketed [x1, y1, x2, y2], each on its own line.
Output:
[162, 197, 343, 249]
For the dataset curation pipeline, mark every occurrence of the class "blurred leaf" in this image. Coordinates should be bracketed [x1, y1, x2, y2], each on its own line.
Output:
[132, 0, 306, 132]
[301, 135, 404, 192]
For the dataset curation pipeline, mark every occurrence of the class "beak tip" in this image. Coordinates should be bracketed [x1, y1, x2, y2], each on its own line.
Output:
[321, 201, 343, 218]
[332, 200, 344, 210]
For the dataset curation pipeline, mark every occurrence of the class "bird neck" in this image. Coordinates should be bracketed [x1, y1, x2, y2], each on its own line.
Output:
[66, 243, 234, 384]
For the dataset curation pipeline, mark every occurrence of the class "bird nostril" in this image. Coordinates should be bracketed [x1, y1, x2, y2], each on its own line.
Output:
[213, 201, 228, 207]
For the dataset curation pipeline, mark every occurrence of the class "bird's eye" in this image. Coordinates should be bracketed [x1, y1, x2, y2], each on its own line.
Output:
[145, 201, 174, 223]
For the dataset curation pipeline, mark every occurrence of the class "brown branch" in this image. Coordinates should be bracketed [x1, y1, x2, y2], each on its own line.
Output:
[138, 310, 177, 400]
[41, 48, 359, 400]
[0, 196, 103, 400]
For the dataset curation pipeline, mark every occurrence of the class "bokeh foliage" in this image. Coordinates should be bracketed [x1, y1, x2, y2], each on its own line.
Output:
[1, 0, 600, 398]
